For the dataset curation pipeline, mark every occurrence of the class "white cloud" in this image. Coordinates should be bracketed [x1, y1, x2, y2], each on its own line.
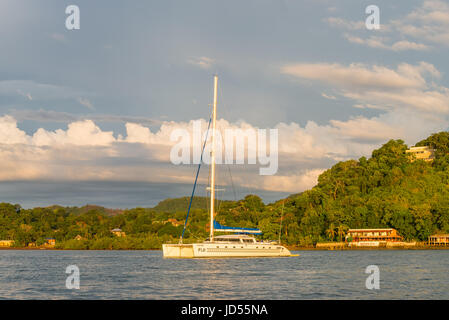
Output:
[393, 0, 449, 46]
[391, 40, 431, 51]
[78, 97, 94, 110]
[0, 115, 30, 144]
[16, 89, 33, 101]
[321, 92, 337, 100]
[32, 120, 115, 147]
[0, 114, 391, 193]
[344, 34, 431, 51]
[281, 61, 449, 114]
[326, 17, 365, 30]
[187, 56, 215, 69]
[259, 169, 325, 193]
[329, 0, 449, 50]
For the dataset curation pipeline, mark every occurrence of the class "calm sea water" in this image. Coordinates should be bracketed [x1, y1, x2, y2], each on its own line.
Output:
[0, 250, 448, 299]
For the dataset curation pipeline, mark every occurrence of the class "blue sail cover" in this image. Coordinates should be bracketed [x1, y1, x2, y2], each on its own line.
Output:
[213, 220, 262, 235]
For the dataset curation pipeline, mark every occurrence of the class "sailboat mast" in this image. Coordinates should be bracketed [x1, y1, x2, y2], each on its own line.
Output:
[210, 75, 218, 242]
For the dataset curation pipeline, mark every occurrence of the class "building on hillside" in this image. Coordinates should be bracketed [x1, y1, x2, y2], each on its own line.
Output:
[45, 238, 56, 247]
[111, 228, 126, 237]
[428, 234, 449, 246]
[0, 240, 14, 247]
[74, 235, 84, 241]
[346, 228, 403, 247]
[406, 146, 435, 162]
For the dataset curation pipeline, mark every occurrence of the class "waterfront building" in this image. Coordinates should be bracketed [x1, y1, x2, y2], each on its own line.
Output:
[346, 228, 404, 247]
[428, 234, 449, 246]
[111, 228, 126, 237]
[406, 146, 435, 162]
[0, 240, 14, 247]
[45, 238, 56, 247]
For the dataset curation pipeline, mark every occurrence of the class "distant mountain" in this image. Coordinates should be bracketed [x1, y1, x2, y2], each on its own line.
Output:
[152, 196, 234, 213]
[44, 204, 124, 216]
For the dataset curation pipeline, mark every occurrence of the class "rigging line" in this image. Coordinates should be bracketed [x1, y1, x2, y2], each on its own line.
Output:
[218, 80, 236, 200]
[215, 125, 224, 217]
[180, 115, 212, 243]
[206, 154, 211, 234]
[227, 164, 237, 201]
[215, 119, 238, 203]
[219, 80, 257, 201]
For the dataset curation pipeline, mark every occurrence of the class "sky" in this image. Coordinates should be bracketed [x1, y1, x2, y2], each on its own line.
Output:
[1, 0, 449, 208]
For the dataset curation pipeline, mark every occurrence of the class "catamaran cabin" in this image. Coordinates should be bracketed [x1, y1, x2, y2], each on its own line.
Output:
[205, 235, 257, 244]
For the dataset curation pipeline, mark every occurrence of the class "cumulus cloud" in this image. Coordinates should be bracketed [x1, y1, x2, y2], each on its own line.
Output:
[0, 115, 29, 144]
[260, 169, 326, 192]
[0, 105, 445, 194]
[32, 120, 115, 147]
[0, 114, 385, 193]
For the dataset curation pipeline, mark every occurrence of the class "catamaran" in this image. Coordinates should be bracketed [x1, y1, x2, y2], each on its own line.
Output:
[162, 75, 295, 258]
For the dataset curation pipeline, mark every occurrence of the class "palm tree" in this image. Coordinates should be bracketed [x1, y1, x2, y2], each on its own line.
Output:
[326, 224, 336, 241]
[337, 224, 348, 243]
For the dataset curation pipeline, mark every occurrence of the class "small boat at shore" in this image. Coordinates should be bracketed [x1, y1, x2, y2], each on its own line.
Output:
[163, 75, 296, 258]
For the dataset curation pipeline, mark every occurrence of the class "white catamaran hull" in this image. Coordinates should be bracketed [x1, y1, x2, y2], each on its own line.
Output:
[162, 243, 294, 258]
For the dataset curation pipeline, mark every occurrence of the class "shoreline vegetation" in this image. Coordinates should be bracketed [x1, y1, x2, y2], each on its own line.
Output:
[1, 132, 449, 251]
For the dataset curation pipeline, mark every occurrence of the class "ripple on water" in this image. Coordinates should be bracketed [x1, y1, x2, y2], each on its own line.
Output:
[0, 250, 448, 299]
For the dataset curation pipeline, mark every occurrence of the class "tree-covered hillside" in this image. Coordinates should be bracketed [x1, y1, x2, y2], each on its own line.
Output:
[1, 132, 449, 249]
